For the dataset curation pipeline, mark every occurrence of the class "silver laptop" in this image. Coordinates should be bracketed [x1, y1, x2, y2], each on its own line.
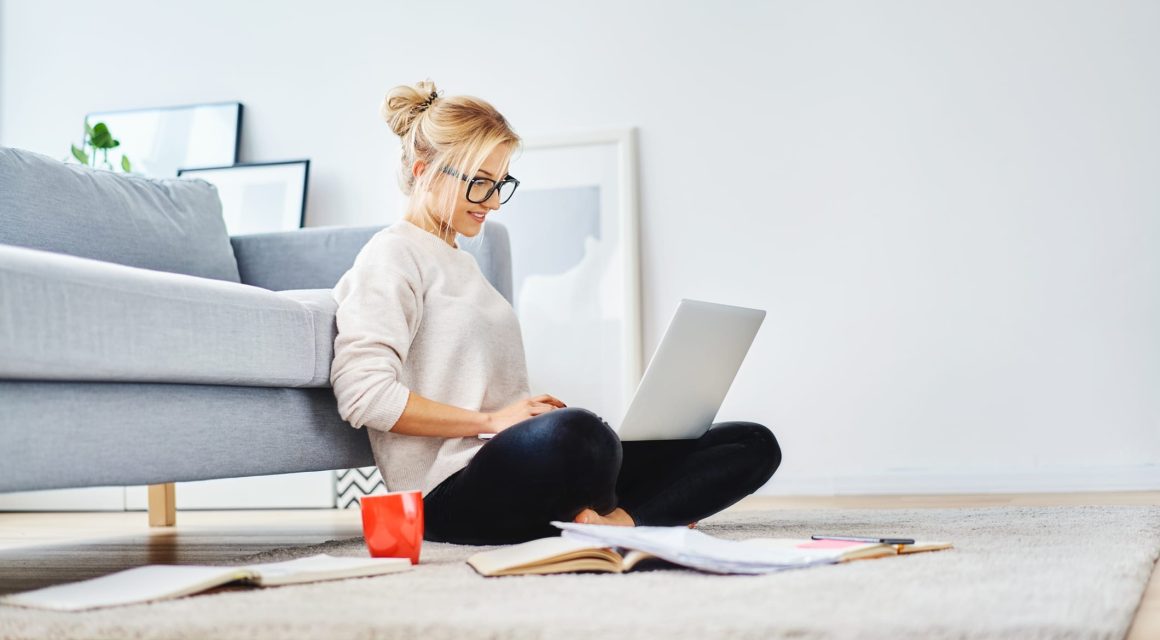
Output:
[614, 298, 765, 441]
[478, 298, 764, 442]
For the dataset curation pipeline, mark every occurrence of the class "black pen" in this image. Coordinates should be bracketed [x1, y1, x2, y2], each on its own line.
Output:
[811, 534, 916, 545]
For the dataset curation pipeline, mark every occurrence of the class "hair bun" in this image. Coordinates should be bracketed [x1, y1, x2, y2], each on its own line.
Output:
[381, 80, 440, 138]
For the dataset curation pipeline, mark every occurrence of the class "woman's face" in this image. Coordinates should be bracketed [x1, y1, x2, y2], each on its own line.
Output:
[413, 143, 512, 243]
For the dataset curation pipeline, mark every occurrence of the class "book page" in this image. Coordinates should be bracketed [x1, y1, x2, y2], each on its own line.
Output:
[0, 565, 248, 611]
[467, 537, 620, 576]
[0, 554, 415, 611]
[895, 541, 954, 554]
[739, 538, 896, 561]
[619, 549, 682, 572]
[550, 522, 837, 574]
[243, 554, 412, 586]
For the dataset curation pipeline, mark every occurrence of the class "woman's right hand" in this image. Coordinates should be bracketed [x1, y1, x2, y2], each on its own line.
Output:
[482, 394, 567, 434]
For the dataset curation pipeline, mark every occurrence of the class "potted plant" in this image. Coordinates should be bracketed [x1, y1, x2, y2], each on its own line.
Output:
[66, 118, 132, 173]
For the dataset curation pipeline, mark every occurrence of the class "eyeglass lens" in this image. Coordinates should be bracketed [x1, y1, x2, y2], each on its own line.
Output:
[467, 178, 517, 204]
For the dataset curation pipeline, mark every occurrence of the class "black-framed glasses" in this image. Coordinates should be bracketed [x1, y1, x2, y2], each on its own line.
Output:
[440, 166, 520, 204]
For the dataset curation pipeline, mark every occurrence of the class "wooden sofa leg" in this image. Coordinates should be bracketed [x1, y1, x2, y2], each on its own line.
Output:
[148, 483, 176, 527]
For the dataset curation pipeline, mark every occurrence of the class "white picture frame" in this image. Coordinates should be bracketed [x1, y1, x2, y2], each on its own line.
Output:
[178, 160, 310, 235]
[478, 127, 643, 423]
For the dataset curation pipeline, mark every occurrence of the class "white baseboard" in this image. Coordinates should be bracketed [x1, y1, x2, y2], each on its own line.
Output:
[756, 464, 1160, 496]
[5, 465, 1157, 511]
[0, 472, 337, 512]
[0, 486, 126, 511]
[123, 471, 336, 511]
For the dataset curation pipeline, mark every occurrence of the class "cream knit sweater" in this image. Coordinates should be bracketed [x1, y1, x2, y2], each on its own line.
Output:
[330, 218, 531, 497]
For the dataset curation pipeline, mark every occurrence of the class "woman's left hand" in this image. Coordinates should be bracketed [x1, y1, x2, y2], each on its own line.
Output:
[531, 393, 567, 409]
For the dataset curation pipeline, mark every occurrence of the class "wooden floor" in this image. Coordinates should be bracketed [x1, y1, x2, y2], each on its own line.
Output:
[1, 492, 1157, 637]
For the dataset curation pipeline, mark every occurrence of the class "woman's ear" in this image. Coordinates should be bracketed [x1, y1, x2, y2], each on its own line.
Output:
[411, 159, 427, 179]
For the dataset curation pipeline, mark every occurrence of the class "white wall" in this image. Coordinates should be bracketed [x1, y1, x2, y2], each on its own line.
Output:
[3, 0, 1157, 495]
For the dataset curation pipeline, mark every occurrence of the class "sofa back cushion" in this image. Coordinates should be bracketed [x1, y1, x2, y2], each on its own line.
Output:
[0, 146, 241, 282]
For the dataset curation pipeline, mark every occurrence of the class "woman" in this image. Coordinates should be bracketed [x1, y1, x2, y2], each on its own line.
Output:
[330, 80, 781, 546]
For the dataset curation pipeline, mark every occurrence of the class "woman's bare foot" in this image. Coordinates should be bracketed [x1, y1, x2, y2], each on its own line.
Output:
[572, 508, 697, 528]
[573, 506, 635, 526]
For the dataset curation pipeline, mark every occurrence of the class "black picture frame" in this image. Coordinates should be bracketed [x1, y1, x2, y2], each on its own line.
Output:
[83, 101, 244, 177]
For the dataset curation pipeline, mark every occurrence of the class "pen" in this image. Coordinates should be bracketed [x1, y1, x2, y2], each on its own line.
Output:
[811, 534, 916, 545]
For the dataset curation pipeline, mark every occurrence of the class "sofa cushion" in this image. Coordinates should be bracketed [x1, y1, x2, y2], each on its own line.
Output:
[0, 145, 241, 283]
[0, 243, 331, 387]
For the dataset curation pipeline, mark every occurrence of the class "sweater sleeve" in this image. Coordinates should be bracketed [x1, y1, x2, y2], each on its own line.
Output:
[329, 246, 422, 432]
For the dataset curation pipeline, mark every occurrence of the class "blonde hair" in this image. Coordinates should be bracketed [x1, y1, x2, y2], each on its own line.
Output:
[381, 79, 520, 238]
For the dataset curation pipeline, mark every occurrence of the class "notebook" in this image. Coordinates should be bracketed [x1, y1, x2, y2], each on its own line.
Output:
[465, 522, 952, 576]
[0, 553, 412, 611]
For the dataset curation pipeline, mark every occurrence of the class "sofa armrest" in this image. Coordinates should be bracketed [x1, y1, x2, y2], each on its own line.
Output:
[230, 225, 385, 291]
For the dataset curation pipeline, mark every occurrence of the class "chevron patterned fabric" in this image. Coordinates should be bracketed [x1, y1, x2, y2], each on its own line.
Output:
[335, 467, 386, 509]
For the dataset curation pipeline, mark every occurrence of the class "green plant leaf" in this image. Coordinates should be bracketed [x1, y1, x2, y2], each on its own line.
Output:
[121, 155, 132, 172]
[90, 122, 115, 148]
[70, 143, 89, 165]
[84, 119, 94, 137]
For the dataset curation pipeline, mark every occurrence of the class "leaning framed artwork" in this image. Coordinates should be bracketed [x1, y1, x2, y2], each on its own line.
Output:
[84, 101, 243, 178]
[475, 127, 643, 424]
[177, 160, 310, 234]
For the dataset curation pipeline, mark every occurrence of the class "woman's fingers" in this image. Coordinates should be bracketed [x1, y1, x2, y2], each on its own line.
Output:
[532, 394, 567, 408]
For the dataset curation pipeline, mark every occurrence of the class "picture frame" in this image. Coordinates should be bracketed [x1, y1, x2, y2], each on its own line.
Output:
[84, 101, 243, 178]
[482, 127, 643, 423]
[177, 160, 310, 234]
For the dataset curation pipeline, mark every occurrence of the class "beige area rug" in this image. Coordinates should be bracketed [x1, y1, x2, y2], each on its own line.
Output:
[1, 506, 1158, 639]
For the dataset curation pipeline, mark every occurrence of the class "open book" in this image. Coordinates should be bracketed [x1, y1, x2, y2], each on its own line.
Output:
[0, 553, 412, 611]
[466, 522, 952, 577]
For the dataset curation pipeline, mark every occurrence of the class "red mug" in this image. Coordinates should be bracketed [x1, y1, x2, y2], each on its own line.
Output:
[360, 490, 424, 564]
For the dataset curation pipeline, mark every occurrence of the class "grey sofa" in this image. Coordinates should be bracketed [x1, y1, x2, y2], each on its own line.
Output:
[0, 146, 514, 524]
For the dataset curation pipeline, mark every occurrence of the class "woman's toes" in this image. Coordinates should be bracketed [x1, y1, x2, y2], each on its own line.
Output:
[595, 507, 634, 527]
[573, 508, 596, 524]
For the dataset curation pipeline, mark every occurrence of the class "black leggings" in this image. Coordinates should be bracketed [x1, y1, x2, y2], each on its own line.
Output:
[422, 407, 782, 545]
